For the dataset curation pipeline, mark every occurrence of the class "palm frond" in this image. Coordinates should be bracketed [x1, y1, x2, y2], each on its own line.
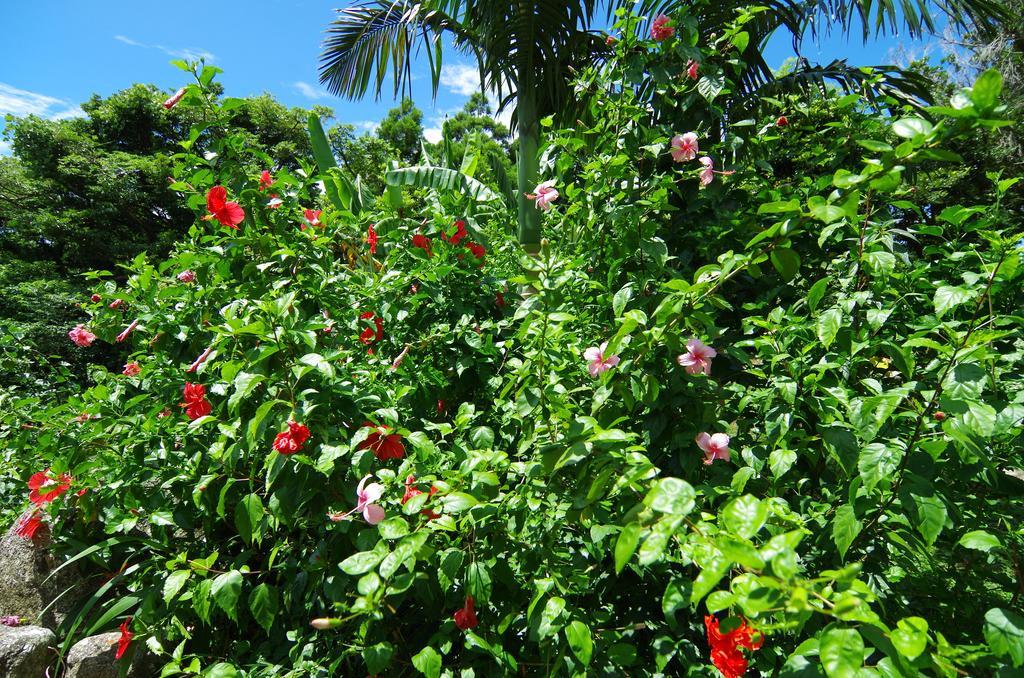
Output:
[735, 59, 934, 113]
[319, 1, 469, 100]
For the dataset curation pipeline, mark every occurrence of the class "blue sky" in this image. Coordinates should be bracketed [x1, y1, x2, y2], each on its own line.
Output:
[0, 0, 935, 153]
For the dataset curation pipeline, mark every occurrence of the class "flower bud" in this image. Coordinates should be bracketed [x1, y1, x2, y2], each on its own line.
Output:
[310, 618, 341, 630]
[933, 411, 946, 421]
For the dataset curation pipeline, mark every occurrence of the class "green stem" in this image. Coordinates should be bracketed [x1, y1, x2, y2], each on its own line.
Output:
[515, 88, 540, 253]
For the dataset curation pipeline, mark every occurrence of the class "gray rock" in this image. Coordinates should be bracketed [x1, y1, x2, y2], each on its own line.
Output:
[0, 625, 56, 677]
[0, 519, 84, 628]
[66, 631, 155, 678]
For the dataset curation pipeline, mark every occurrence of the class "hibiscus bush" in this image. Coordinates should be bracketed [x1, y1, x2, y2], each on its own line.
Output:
[2, 13, 1023, 678]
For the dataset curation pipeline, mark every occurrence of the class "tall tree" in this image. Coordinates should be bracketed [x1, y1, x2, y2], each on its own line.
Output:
[318, 0, 1008, 254]
[376, 97, 424, 163]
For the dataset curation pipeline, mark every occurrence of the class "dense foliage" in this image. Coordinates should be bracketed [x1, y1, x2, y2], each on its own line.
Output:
[1, 7, 1022, 678]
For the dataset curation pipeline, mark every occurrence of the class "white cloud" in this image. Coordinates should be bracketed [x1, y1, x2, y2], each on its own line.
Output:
[294, 81, 331, 100]
[440, 64, 482, 96]
[423, 127, 443, 143]
[0, 140, 10, 156]
[0, 83, 66, 117]
[114, 35, 215, 62]
[0, 83, 84, 122]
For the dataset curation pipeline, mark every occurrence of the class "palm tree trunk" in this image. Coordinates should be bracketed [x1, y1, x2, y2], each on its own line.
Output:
[515, 89, 541, 256]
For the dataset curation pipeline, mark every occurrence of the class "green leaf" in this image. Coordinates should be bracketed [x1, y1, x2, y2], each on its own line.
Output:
[907, 490, 947, 546]
[933, 286, 974, 319]
[984, 608, 1024, 667]
[757, 199, 801, 214]
[958, 530, 1002, 552]
[615, 523, 642, 574]
[971, 69, 1002, 115]
[163, 570, 190, 603]
[565, 621, 593, 666]
[816, 307, 843, 349]
[411, 646, 442, 678]
[466, 561, 492, 603]
[234, 493, 264, 546]
[538, 597, 566, 639]
[438, 492, 478, 514]
[807, 197, 846, 223]
[248, 583, 278, 633]
[697, 72, 726, 101]
[646, 477, 695, 515]
[806, 278, 828, 312]
[769, 448, 797, 479]
[340, 551, 383, 576]
[228, 372, 266, 413]
[377, 516, 410, 540]
[205, 663, 240, 678]
[308, 113, 338, 172]
[469, 425, 495, 449]
[858, 443, 901, 493]
[819, 627, 864, 677]
[890, 617, 929, 660]
[891, 117, 933, 139]
[770, 247, 800, 281]
[386, 166, 502, 202]
[363, 642, 394, 675]
[211, 570, 243, 622]
[613, 284, 633, 318]
[722, 495, 767, 539]
[963, 401, 998, 438]
[832, 504, 862, 560]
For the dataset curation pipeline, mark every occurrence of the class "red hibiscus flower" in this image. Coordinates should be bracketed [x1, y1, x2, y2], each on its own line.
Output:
[303, 209, 322, 229]
[273, 421, 311, 455]
[401, 475, 440, 519]
[776, 115, 788, 127]
[467, 242, 486, 262]
[163, 87, 186, 109]
[442, 220, 468, 245]
[180, 383, 212, 420]
[651, 14, 675, 41]
[13, 510, 44, 541]
[258, 170, 273, 191]
[205, 186, 245, 229]
[358, 423, 405, 461]
[115, 319, 139, 343]
[367, 224, 378, 254]
[358, 312, 384, 345]
[496, 292, 506, 308]
[28, 470, 72, 506]
[453, 596, 478, 630]
[705, 615, 763, 678]
[411, 233, 432, 255]
[115, 618, 133, 660]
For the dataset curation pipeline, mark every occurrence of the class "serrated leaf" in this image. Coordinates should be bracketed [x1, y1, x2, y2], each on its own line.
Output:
[723, 495, 767, 539]
[163, 570, 190, 603]
[832, 504, 862, 560]
[820, 627, 864, 677]
[248, 583, 278, 633]
[211, 570, 243, 622]
[816, 307, 843, 349]
[958, 530, 1002, 552]
[984, 608, 1024, 667]
[411, 646, 441, 678]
